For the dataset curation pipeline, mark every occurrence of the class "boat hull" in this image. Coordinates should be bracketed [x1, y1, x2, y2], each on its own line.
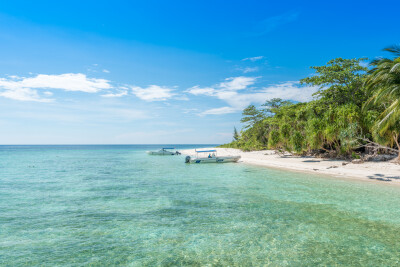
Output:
[146, 151, 176, 155]
[188, 156, 240, 163]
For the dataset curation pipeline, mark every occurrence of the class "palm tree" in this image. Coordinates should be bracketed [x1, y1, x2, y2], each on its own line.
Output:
[365, 45, 400, 160]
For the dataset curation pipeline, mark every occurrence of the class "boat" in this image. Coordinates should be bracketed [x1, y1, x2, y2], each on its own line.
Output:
[146, 148, 181, 155]
[185, 149, 240, 163]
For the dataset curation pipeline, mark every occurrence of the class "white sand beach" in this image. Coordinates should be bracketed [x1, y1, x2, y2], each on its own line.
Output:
[180, 148, 400, 184]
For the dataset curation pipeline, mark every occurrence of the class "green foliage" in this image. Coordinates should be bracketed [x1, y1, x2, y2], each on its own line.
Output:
[220, 52, 400, 159]
[240, 105, 264, 128]
[280, 123, 291, 139]
[301, 58, 368, 106]
[338, 122, 361, 154]
[268, 130, 280, 148]
[291, 131, 304, 153]
[233, 127, 239, 141]
[364, 45, 400, 158]
[261, 98, 292, 117]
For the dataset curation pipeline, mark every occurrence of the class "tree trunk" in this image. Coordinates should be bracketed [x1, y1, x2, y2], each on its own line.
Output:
[393, 132, 400, 163]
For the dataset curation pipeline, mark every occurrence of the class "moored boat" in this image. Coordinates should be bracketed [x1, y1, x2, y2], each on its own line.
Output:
[147, 148, 181, 155]
[185, 149, 240, 163]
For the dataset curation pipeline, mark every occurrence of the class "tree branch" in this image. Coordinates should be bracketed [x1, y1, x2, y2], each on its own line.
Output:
[359, 138, 400, 153]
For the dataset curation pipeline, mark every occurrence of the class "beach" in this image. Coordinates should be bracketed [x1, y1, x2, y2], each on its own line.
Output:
[180, 147, 400, 184]
[3, 2, 400, 265]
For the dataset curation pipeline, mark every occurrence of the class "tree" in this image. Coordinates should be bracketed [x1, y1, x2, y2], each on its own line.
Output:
[220, 52, 400, 160]
[301, 58, 368, 106]
[240, 105, 264, 128]
[365, 45, 400, 160]
[233, 127, 239, 141]
[261, 98, 292, 117]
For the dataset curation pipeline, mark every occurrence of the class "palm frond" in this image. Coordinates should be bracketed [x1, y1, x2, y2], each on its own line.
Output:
[383, 45, 400, 57]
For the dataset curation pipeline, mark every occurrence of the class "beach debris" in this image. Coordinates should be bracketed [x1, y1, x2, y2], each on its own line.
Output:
[327, 166, 339, 169]
[313, 168, 319, 171]
[264, 151, 275, 155]
[351, 159, 364, 164]
[342, 162, 349, 166]
[363, 154, 396, 162]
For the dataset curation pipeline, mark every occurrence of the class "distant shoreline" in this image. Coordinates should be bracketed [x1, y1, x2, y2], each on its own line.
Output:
[180, 147, 400, 185]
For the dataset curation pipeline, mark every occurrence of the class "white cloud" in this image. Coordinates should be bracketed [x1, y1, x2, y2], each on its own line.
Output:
[43, 91, 53, 96]
[103, 69, 110, 73]
[201, 106, 237, 115]
[0, 87, 52, 102]
[189, 79, 318, 116]
[0, 73, 112, 102]
[242, 67, 259, 73]
[186, 76, 261, 115]
[186, 76, 258, 97]
[131, 85, 174, 101]
[260, 81, 318, 102]
[242, 56, 264, 62]
[217, 82, 318, 109]
[182, 108, 199, 114]
[20, 73, 111, 92]
[186, 86, 215, 96]
[101, 90, 128, 98]
[219, 76, 259, 90]
[174, 95, 190, 101]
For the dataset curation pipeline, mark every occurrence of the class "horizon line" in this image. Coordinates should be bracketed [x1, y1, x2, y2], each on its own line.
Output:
[0, 143, 221, 146]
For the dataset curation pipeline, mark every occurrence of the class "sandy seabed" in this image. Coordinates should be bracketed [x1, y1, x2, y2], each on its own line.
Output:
[180, 148, 400, 185]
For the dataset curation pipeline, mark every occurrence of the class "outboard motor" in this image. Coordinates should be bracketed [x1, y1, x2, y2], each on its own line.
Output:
[185, 156, 191, 163]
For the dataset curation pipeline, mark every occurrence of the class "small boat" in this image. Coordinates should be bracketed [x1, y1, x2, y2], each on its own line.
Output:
[147, 148, 181, 155]
[185, 149, 240, 163]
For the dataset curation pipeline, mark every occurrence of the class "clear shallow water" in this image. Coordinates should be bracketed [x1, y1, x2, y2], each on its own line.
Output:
[1, 145, 400, 266]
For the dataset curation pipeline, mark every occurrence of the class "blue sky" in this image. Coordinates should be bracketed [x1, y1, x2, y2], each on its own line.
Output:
[0, 0, 399, 144]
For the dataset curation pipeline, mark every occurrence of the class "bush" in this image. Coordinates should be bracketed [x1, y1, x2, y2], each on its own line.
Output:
[291, 131, 304, 153]
[268, 130, 280, 148]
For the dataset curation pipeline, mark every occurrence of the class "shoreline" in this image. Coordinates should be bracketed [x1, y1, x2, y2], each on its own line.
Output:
[180, 147, 400, 185]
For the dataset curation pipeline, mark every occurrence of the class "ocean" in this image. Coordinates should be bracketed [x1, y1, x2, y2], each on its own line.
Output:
[1, 145, 400, 266]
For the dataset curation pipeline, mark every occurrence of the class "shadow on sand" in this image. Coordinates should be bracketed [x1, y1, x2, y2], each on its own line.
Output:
[368, 173, 400, 182]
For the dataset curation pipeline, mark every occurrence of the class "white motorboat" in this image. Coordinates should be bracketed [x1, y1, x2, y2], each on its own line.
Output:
[185, 149, 240, 163]
[147, 148, 180, 155]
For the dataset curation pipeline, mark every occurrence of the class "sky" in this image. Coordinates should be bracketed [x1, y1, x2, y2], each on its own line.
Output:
[0, 0, 399, 144]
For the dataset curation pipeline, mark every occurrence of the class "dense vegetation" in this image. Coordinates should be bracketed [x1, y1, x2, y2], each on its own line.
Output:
[222, 46, 400, 161]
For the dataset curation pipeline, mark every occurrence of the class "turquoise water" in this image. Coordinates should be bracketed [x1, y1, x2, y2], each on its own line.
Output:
[1, 145, 400, 266]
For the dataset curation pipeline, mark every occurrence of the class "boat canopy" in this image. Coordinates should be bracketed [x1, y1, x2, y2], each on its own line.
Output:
[196, 150, 217, 153]
[162, 148, 175, 149]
